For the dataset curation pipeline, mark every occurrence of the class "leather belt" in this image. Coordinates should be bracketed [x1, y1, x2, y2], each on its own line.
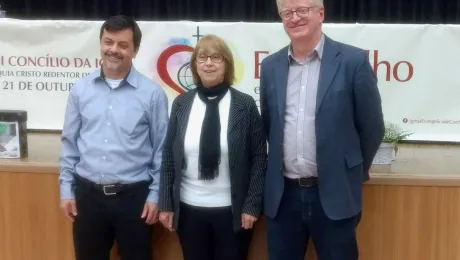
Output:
[75, 174, 148, 196]
[284, 176, 318, 187]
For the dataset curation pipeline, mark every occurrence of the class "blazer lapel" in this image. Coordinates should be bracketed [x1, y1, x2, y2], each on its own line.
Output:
[316, 37, 341, 114]
[176, 90, 196, 147]
[227, 89, 246, 169]
[274, 47, 289, 126]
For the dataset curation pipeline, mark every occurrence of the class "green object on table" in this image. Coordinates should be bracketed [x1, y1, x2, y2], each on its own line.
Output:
[0, 123, 7, 134]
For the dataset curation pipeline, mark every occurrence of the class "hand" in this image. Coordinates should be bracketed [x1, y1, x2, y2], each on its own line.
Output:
[141, 202, 159, 225]
[241, 213, 257, 229]
[159, 211, 174, 231]
[60, 199, 77, 222]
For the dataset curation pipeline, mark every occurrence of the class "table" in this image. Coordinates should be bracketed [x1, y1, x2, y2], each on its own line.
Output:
[1, 133, 460, 260]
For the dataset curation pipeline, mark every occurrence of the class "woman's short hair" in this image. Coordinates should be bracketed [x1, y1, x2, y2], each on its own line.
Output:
[190, 34, 235, 86]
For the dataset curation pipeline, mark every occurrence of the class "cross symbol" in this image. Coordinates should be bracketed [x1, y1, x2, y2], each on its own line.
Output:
[192, 26, 204, 42]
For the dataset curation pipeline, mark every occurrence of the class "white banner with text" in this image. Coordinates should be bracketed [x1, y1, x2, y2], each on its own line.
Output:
[0, 19, 459, 141]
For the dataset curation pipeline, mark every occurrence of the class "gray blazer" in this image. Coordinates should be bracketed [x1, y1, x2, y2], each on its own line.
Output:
[260, 35, 384, 221]
[158, 87, 267, 232]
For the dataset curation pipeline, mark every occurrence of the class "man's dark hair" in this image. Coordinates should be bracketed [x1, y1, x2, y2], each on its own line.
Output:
[99, 15, 142, 51]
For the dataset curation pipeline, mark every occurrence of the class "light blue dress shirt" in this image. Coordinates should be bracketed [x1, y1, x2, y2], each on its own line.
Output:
[58, 66, 169, 203]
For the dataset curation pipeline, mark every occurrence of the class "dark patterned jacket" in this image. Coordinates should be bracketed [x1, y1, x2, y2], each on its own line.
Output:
[158, 87, 267, 232]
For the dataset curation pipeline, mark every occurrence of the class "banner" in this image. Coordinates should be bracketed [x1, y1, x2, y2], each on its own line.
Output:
[0, 19, 459, 141]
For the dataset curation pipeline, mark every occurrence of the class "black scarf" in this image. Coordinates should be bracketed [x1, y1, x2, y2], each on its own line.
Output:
[195, 81, 230, 180]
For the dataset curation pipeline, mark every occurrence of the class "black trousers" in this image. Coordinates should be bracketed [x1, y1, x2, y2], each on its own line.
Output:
[177, 202, 253, 260]
[73, 176, 153, 260]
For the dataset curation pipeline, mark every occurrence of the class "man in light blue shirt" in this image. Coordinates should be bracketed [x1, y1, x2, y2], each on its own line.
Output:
[58, 15, 169, 260]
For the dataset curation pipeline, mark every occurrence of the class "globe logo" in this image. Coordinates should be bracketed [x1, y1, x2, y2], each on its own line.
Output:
[177, 62, 196, 92]
[157, 44, 196, 94]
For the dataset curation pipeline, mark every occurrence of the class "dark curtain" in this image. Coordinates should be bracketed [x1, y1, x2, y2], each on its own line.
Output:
[0, 0, 459, 23]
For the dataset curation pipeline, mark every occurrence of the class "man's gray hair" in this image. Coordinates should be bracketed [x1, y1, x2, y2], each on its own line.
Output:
[276, 0, 324, 10]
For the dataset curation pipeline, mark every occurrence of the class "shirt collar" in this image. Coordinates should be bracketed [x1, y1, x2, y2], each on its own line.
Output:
[288, 33, 325, 64]
[90, 65, 138, 88]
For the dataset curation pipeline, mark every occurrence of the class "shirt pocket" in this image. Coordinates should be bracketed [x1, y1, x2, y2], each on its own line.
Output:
[119, 108, 147, 136]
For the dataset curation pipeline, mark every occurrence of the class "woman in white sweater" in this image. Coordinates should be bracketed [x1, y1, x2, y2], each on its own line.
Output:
[158, 34, 267, 260]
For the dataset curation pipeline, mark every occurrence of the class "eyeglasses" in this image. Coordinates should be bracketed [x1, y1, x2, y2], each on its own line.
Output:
[279, 6, 315, 20]
[196, 54, 224, 63]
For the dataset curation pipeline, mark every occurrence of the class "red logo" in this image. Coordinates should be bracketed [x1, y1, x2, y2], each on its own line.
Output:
[156, 44, 194, 94]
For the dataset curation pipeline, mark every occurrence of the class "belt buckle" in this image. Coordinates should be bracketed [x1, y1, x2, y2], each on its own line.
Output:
[103, 185, 117, 195]
[298, 178, 313, 187]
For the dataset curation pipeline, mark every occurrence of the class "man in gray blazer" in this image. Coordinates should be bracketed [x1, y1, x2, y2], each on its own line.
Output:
[259, 0, 385, 259]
